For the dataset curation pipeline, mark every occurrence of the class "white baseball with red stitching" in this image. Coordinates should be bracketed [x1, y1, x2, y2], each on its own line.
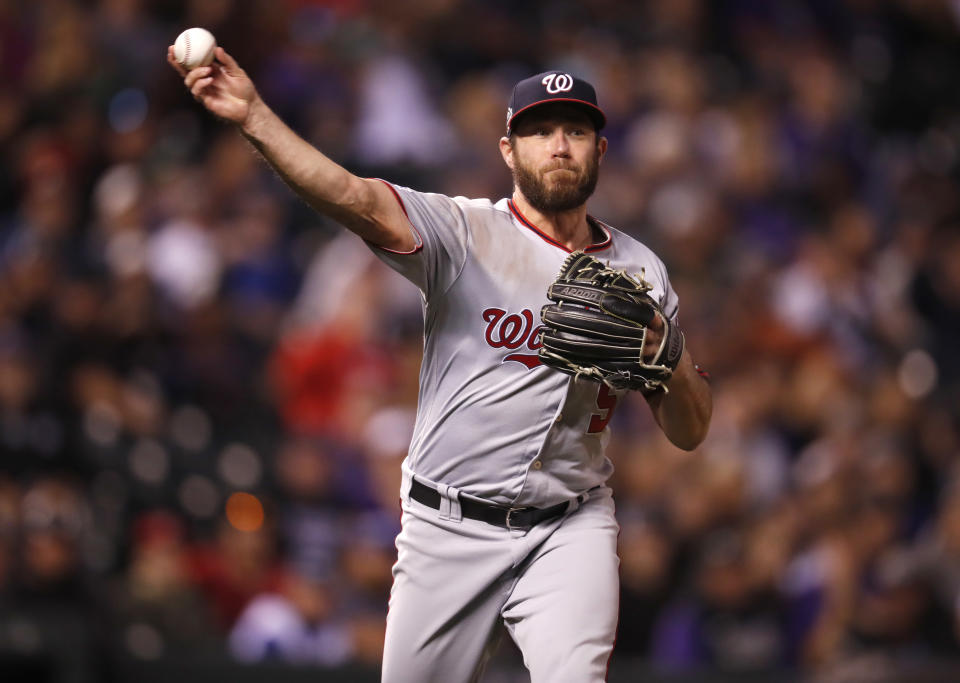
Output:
[173, 27, 217, 70]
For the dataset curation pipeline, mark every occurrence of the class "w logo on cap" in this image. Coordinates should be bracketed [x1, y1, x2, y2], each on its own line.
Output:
[541, 73, 574, 94]
[506, 70, 606, 134]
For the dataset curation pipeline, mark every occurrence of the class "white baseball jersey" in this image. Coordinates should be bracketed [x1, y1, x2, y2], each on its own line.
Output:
[371, 181, 678, 508]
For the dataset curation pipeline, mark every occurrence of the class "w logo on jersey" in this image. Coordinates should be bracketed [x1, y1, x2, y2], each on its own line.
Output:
[482, 307, 543, 369]
[541, 73, 574, 94]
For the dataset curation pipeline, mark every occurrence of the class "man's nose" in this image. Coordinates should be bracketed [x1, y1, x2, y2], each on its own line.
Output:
[550, 130, 570, 156]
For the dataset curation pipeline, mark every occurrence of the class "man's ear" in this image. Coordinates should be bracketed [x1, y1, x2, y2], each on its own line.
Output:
[598, 136, 608, 164]
[499, 136, 514, 170]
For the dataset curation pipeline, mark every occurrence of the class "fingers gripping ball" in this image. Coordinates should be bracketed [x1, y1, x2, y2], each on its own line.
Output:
[174, 27, 217, 70]
[538, 251, 685, 394]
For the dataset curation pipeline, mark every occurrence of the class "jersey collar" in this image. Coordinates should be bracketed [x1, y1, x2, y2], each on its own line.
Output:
[507, 199, 612, 253]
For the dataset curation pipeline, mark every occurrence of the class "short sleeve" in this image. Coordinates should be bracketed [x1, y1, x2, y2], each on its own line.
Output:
[655, 255, 680, 322]
[367, 181, 469, 301]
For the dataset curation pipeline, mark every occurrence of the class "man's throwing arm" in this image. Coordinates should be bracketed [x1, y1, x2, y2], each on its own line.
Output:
[168, 46, 413, 252]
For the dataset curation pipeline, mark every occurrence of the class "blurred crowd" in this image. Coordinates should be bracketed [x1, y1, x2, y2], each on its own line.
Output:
[3, 0, 960, 680]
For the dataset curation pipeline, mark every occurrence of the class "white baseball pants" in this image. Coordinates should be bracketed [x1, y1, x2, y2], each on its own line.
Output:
[381, 479, 620, 683]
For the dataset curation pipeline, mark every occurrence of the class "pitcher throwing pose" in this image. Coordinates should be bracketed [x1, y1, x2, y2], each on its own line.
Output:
[169, 45, 711, 682]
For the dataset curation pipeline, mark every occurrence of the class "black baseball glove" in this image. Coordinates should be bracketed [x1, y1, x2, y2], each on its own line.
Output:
[538, 251, 684, 394]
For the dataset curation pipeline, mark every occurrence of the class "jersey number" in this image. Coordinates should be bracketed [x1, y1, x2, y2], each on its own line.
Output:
[587, 385, 618, 434]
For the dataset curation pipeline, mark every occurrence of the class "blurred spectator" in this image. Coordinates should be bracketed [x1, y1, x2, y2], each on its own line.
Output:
[229, 566, 351, 666]
[0, 477, 19, 594]
[185, 513, 288, 631]
[616, 515, 676, 656]
[272, 436, 349, 581]
[353, 52, 457, 167]
[0, 477, 108, 683]
[110, 510, 219, 659]
[652, 527, 788, 672]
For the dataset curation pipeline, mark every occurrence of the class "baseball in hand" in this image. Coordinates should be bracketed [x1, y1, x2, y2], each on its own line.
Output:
[173, 28, 217, 70]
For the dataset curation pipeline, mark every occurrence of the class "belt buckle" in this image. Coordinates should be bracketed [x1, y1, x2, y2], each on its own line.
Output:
[505, 507, 530, 532]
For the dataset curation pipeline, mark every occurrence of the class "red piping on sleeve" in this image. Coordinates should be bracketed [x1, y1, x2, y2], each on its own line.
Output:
[369, 178, 423, 255]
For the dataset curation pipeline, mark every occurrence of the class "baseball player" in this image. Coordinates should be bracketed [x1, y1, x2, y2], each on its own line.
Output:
[169, 46, 712, 682]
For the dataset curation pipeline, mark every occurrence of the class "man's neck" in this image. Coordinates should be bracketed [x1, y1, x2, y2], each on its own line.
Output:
[511, 191, 596, 252]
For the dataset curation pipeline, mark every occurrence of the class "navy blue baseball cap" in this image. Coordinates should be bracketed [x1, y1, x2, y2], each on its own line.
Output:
[506, 71, 606, 135]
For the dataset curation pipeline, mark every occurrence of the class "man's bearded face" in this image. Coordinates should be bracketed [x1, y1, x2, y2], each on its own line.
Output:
[511, 141, 601, 214]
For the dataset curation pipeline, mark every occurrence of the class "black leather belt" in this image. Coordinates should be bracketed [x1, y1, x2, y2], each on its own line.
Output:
[409, 477, 577, 531]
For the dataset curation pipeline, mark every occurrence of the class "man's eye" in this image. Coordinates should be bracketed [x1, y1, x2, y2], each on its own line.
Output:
[571, 129, 586, 136]
[536, 128, 548, 136]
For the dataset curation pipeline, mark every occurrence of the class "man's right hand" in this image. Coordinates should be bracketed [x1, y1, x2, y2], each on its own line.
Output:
[167, 46, 258, 128]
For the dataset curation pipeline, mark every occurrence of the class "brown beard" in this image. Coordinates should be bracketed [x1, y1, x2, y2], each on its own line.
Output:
[512, 147, 600, 213]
